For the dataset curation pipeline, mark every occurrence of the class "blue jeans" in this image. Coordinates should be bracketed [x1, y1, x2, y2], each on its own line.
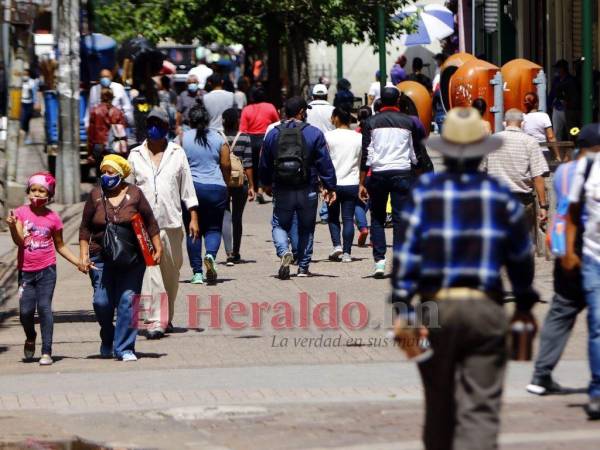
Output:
[328, 185, 358, 254]
[19, 265, 57, 355]
[366, 170, 414, 262]
[355, 199, 369, 230]
[272, 210, 300, 260]
[183, 182, 228, 274]
[319, 202, 329, 221]
[89, 256, 146, 358]
[273, 188, 318, 270]
[582, 254, 600, 398]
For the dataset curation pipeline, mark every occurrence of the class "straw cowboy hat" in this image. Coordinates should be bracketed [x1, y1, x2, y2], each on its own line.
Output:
[426, 107, 503, 159]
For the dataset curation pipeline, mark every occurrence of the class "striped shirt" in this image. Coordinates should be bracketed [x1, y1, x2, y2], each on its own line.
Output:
[481, 126, 549, 194]
[392, 171, 536, 310]
[224, 132, 253, 169]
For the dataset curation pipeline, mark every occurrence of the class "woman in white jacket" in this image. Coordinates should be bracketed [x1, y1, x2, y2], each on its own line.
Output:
[128, 107, 200, 339]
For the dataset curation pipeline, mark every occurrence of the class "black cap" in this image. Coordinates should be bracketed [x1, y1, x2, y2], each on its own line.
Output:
[553, 59, 569, 70]
[285, 96, 311, 117]
[381, 87, 400, 107]
[576, 123, 600, 148]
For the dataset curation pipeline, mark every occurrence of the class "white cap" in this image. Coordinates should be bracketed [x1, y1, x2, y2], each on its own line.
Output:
[312, 84, 328, 96]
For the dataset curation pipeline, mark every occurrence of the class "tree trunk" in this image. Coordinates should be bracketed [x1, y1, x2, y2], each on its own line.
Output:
[55, 0, 81, 204]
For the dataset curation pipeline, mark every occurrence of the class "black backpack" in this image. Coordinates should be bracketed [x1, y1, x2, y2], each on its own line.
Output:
[274, 122, 310, 187]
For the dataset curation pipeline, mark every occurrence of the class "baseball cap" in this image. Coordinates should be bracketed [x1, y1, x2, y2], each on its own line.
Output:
[146, 106, 169, 124]
[576, 123, 600, 148]
[380, 86, 400, 106]
[312, 84, 328, 96]
[285, 96, 311, 117]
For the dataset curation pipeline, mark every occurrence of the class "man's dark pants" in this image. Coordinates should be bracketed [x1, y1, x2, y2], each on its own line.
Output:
[418, 298, 508, 450]
[533, 261, 585, 380]
[366, 170, 413, 262]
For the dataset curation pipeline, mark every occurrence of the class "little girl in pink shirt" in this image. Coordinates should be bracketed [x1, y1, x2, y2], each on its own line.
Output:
[6, 172, 81, 365]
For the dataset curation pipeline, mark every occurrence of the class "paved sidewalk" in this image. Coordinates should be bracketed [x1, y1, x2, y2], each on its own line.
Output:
[0, 174, 592, 448]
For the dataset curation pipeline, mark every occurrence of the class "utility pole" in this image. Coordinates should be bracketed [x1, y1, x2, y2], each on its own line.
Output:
[582, 0, 593, 125]
[377, 4, 386, 92]
[55, 0, 80, 204]
[336, 43, 343, 81]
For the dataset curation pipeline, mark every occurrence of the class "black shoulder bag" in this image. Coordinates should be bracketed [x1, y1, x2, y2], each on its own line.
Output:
[101, 194, 142, 268]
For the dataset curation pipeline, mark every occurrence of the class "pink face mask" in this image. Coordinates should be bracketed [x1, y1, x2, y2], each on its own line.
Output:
[30, 197, 49, 208]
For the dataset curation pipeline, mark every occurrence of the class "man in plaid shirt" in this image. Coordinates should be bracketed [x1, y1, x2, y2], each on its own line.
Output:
[392, 107, 539, 450]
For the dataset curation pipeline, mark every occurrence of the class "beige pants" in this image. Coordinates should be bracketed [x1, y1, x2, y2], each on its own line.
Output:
[141, 227, 184, 328]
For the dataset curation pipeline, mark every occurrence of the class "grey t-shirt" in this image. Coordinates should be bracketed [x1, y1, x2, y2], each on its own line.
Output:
[203, 90, 236, 131]
[176, 91, 202, 124]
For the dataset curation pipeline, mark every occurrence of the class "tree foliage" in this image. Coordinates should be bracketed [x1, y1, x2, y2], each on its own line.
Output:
[91, 0, 414, 49]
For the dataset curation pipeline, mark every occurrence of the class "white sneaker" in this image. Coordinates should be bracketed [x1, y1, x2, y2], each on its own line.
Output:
[341, 253, 352, 263]
[373, 259, 386, 278]
[121, 352, 138, 362]
[39, 354, 53, 365]
[329, 246, 343, 261]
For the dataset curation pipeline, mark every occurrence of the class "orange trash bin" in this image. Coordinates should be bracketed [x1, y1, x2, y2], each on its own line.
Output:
[501, 58, 544, 113]
[397, 80, 433, 135]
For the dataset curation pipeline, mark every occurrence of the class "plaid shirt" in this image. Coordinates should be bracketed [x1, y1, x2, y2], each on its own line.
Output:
[392, 170, 536, 309]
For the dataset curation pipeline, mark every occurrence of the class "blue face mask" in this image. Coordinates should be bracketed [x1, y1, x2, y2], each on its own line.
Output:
[147, 125, 168, 140]
[100, 173, 122, 190]
[100, 77, 111, 88]
[187, 83, 199, 93]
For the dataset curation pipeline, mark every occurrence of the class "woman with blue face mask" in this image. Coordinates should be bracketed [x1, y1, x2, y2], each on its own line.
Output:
[79, 155, 162, 361]
[181, 104, 231, 284]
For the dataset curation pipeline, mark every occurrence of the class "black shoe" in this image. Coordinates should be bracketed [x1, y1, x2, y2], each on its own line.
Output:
[526, 376, 564, 395]
[257, 193, 267, 204]
[586, 398, 600, 420]
[278, 251, 293, 280]
[146, 329, 164, 340]
[166, 322, 174, 333]
[226, 255, 235, 266]
[232, 254, 241, 263]
[297, 267, 311, 277]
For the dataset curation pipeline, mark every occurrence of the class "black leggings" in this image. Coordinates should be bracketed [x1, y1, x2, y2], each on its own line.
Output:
[249, 134, 265, 189]
[227, 184, 249, 256]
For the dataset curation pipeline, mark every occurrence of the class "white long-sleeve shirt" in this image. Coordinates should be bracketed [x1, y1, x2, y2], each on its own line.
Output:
[87, 81, 133, 127]
[128, 141, 198, 230]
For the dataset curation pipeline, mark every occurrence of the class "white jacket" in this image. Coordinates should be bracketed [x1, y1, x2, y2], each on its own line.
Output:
[128, 141, 198, 229]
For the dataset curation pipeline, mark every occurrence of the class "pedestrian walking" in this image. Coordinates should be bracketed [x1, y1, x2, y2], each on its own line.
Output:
[79, 155, 162, 361]
[562, 122, 600, 419]
[220, 107, 256, 265]
[307, 84, 335, 133]
[367, 71, 381, 106]
[360, 86, 432, 278]
[407, 57, 432, 92]
[481, 108, 549, 242]
[527, 139, 587, 396]
[20, 69, 39, 144]
[6, 172, 81, 365]
[128, 107, 199, 339]
[87, 88, 128, 171]
[325, 107, 362, 262]
[392, 107, 539, 450]
[522, 92, 560, 161]
[333, 78, 354, 111]
[181, 104, 231, 284]
[549, 59, 580, 142]
[87, 68, 134, 127]
[240, 87, 280, 204]
[203, 73, 236, 131]
[260, 96, 337, 278]
[176, 74, 203, 135]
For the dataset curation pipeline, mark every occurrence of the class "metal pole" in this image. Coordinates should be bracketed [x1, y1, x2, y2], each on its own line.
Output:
[471, 0, 476, 54]
[497, 0, 502, 65]
[377, 5, 386, 91]
[582, 0, 593, 124]
[336, 43, 343, 81]
[56, 0, 81, 204]
[458, 0, 465, 52]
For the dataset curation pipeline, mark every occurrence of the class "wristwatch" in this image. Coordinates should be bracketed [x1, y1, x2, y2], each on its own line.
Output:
[539, 204, 549, 210]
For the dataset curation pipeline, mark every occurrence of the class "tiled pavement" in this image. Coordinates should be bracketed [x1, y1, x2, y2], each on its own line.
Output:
[0, 150, 593, 448]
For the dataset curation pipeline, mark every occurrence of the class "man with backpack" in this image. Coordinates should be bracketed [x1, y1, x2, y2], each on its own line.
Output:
[562, 123, 600, 419]
[260, 96, 337, 278]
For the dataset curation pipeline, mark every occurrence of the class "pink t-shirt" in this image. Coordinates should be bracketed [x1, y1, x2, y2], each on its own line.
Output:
[14, 205, 63, 272]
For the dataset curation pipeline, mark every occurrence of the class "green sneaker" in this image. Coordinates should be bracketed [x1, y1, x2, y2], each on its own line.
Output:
[190, 273, 204, 284]
[373, 259, 386, 279]
[204, 254, 217, 283]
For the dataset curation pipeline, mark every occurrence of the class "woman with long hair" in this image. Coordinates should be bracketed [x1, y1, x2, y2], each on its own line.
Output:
[181, 104, 231, 284]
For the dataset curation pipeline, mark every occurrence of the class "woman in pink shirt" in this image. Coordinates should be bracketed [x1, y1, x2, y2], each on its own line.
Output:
[6, 172, 81, 365]
[240, 87, 279, 203]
